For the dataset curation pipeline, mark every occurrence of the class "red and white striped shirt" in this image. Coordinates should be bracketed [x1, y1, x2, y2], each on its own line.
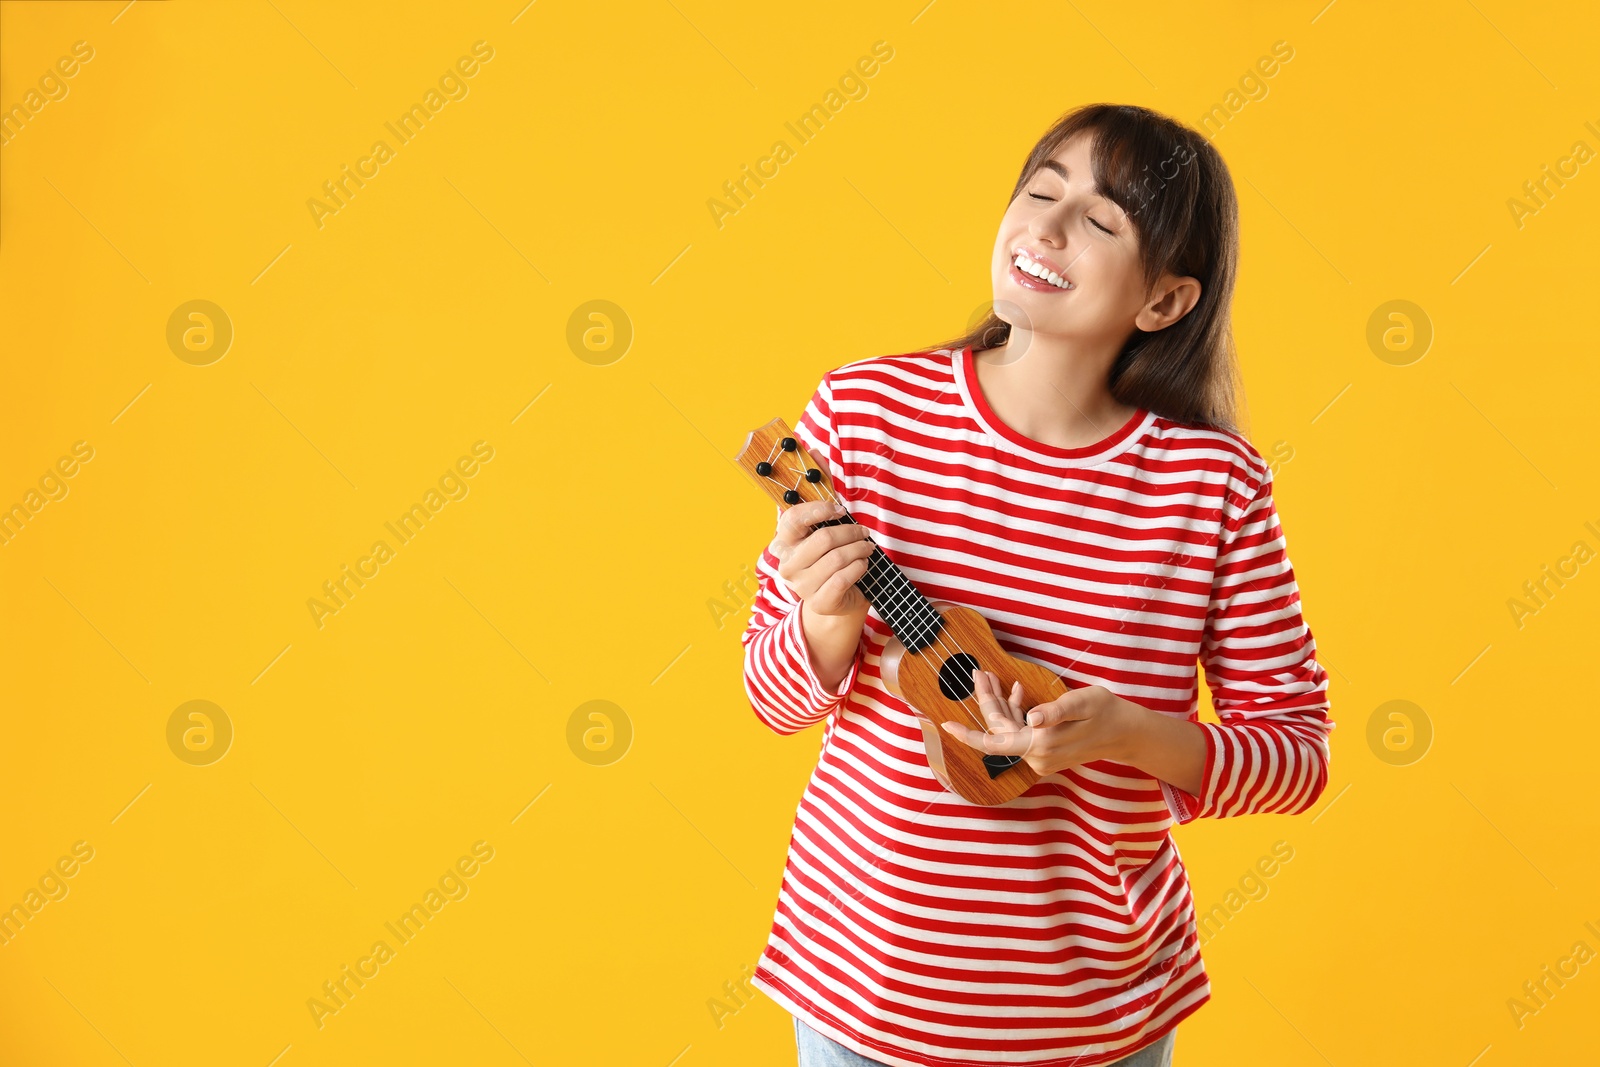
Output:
[742, 345, 1335, 1066]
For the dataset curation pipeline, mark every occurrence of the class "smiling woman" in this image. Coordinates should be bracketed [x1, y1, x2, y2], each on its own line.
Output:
[742, 102, 1333, 1067]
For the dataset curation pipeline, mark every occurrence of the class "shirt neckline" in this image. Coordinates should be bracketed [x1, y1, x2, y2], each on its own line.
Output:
[954, 344, 1153, 467]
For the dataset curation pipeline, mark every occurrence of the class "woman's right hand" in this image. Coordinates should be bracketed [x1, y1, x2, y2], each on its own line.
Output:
[771, 498, 875, 619]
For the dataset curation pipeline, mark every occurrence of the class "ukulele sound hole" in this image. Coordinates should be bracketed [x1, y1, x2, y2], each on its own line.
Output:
[937, 653, 981, 700]
[937, 652, 1023, 781]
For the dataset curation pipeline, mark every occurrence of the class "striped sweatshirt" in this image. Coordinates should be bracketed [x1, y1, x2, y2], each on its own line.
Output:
[742, 345, 1335, 1066]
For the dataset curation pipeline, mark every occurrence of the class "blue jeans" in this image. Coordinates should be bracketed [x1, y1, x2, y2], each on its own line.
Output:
[795, 1015, 1176, 1067]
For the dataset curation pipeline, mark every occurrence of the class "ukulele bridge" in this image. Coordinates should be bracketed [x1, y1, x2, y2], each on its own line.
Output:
[983, 754, 1023, 778]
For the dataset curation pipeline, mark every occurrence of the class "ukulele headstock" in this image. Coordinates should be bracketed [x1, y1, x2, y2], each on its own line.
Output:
[735, 418, 842, 514]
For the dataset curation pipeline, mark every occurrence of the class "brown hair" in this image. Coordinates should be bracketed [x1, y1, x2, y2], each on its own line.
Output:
[930, 103, 1246, 434]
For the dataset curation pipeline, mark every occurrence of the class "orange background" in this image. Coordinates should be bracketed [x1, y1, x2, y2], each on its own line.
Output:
[1, 1, 1597, 1064]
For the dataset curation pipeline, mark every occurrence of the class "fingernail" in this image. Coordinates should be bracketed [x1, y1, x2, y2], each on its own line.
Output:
[1027, 712, 1040, 726]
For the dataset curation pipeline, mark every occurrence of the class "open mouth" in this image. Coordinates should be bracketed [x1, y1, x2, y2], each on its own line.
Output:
[1010, 251, 1073, 291]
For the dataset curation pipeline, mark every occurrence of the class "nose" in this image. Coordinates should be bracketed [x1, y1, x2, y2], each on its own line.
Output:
[1028, 206, 1072, 250]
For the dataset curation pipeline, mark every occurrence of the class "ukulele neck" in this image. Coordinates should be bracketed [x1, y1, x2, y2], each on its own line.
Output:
[811, 514, 945, 653]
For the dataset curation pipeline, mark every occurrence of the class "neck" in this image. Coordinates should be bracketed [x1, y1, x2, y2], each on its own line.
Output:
[975, 330, 1139, 448]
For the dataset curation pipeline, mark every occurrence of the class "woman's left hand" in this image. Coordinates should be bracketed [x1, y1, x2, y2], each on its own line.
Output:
[940, 668, 1147, 777]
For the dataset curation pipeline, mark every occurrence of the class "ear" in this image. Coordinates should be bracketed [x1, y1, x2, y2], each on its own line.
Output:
[1134, 273, 1201, 332]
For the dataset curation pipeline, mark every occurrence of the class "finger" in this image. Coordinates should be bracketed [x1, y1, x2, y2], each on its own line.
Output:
[775, 497, 847, 551]
[998, 674, 1028, 725]
[827, 537, 877, 571]
[817, 554, 871, 603]
[971, 667, 1003, 711]
[979, 671, 1010, 723]
[778, 519, 871, 584]
[970, 693, 1012, 736]
[972, 671, 1011, 729]
[940, 718, 1027, 756]
[1026, 694, 1087, 728]
[973, 670, 1026, 726]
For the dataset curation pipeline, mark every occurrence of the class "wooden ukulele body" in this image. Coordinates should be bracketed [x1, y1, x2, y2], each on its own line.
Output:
[877, 601, 1067, 805]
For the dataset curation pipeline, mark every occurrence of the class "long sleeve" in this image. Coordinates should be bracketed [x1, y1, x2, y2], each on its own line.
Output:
[741, 372, 865, 735]
[1162, 466, 1335, 824]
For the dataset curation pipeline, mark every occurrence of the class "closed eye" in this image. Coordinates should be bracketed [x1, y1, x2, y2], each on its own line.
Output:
[1028, 191, 1114, 235]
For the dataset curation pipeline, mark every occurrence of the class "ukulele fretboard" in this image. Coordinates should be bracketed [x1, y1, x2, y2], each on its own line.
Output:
[815, 516, 944, 653]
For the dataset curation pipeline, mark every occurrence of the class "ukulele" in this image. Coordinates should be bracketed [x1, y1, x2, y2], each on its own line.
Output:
[737, 418, 1072, 806]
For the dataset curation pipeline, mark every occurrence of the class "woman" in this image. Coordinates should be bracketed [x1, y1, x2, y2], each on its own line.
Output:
[741, 102, 1335, 1067]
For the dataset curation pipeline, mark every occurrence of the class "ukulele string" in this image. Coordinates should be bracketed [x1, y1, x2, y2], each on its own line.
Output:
[764, 441, 1001, 737]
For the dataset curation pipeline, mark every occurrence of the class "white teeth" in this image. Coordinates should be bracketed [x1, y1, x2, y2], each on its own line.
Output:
[1013, 252, 1072, 289]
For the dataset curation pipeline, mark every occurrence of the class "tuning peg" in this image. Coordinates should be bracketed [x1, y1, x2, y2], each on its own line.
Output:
[755, 461, 773, 476]
[780, 437, 797, 452]
[805, 468, 822, 482]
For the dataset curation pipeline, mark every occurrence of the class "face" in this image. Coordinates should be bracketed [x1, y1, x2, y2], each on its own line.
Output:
[990, 132, 1195, 351]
